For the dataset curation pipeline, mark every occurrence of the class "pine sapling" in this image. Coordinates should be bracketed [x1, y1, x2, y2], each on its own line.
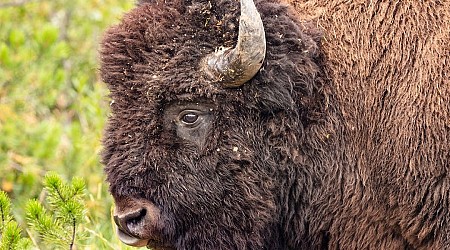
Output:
[0, 191, 31, 250]
[26, 172, 86, 250]
[0, 191, 12, 235]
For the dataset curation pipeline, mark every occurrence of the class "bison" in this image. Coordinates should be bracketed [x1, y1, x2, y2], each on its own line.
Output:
[99, 0, 450, 248]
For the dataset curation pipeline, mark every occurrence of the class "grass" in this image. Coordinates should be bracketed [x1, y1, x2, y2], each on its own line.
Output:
[0, 0, 138, 248]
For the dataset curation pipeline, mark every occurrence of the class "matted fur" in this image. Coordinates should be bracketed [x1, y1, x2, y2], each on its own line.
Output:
[100, 0, 449, 249]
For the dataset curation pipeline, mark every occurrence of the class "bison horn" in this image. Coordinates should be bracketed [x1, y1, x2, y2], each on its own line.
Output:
[202, 0, 266, 87]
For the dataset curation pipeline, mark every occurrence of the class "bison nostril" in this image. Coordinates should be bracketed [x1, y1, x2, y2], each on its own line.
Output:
[114, 208, 147, 237]
[126, 208, 147, 226]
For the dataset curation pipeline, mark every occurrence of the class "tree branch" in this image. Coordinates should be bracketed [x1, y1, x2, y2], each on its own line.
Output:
[70, 217, 76, 250]
[0, 0, 34, 8]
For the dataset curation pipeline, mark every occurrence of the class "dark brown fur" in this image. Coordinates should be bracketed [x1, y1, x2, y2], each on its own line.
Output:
[100, 0, 450, 249]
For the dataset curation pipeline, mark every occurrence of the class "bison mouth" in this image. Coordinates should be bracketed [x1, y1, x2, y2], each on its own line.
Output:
[116, 227, 175, 249]
[116, 227, 148, 247]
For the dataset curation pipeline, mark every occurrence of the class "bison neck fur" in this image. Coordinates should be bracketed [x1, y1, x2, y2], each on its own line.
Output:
[100, 0, 450, 249]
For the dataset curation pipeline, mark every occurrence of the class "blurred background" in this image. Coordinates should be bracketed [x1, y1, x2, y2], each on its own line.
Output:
[0, 0, 135, 248]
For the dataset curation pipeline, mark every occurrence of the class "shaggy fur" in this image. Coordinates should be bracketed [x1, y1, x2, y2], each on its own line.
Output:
[285, 1, 450, 249]
[100, 0, 449, 249]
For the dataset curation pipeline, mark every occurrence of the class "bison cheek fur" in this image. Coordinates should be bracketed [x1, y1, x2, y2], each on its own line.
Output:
[103, 103, 298, 248]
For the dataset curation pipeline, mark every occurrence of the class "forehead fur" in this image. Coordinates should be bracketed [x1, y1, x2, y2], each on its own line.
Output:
[100, 0, 324, 113]
[100, 0, 239, 98]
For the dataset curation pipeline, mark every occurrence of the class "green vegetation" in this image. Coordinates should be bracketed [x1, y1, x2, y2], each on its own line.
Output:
[0, 191, 31, 250]
[26, 172, 86, 249]
[0, 0, 136, 248]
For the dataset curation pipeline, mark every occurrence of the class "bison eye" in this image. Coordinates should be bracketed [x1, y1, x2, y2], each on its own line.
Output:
[178, 110, 201, 126]
[182, 113, 199, 124]
[166, 104, 213, 148]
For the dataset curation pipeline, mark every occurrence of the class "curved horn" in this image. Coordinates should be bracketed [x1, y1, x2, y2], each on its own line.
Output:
[202, 0, 266, 87]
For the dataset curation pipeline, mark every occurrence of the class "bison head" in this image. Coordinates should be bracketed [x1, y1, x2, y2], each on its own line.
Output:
[100, 0, 329, 248]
